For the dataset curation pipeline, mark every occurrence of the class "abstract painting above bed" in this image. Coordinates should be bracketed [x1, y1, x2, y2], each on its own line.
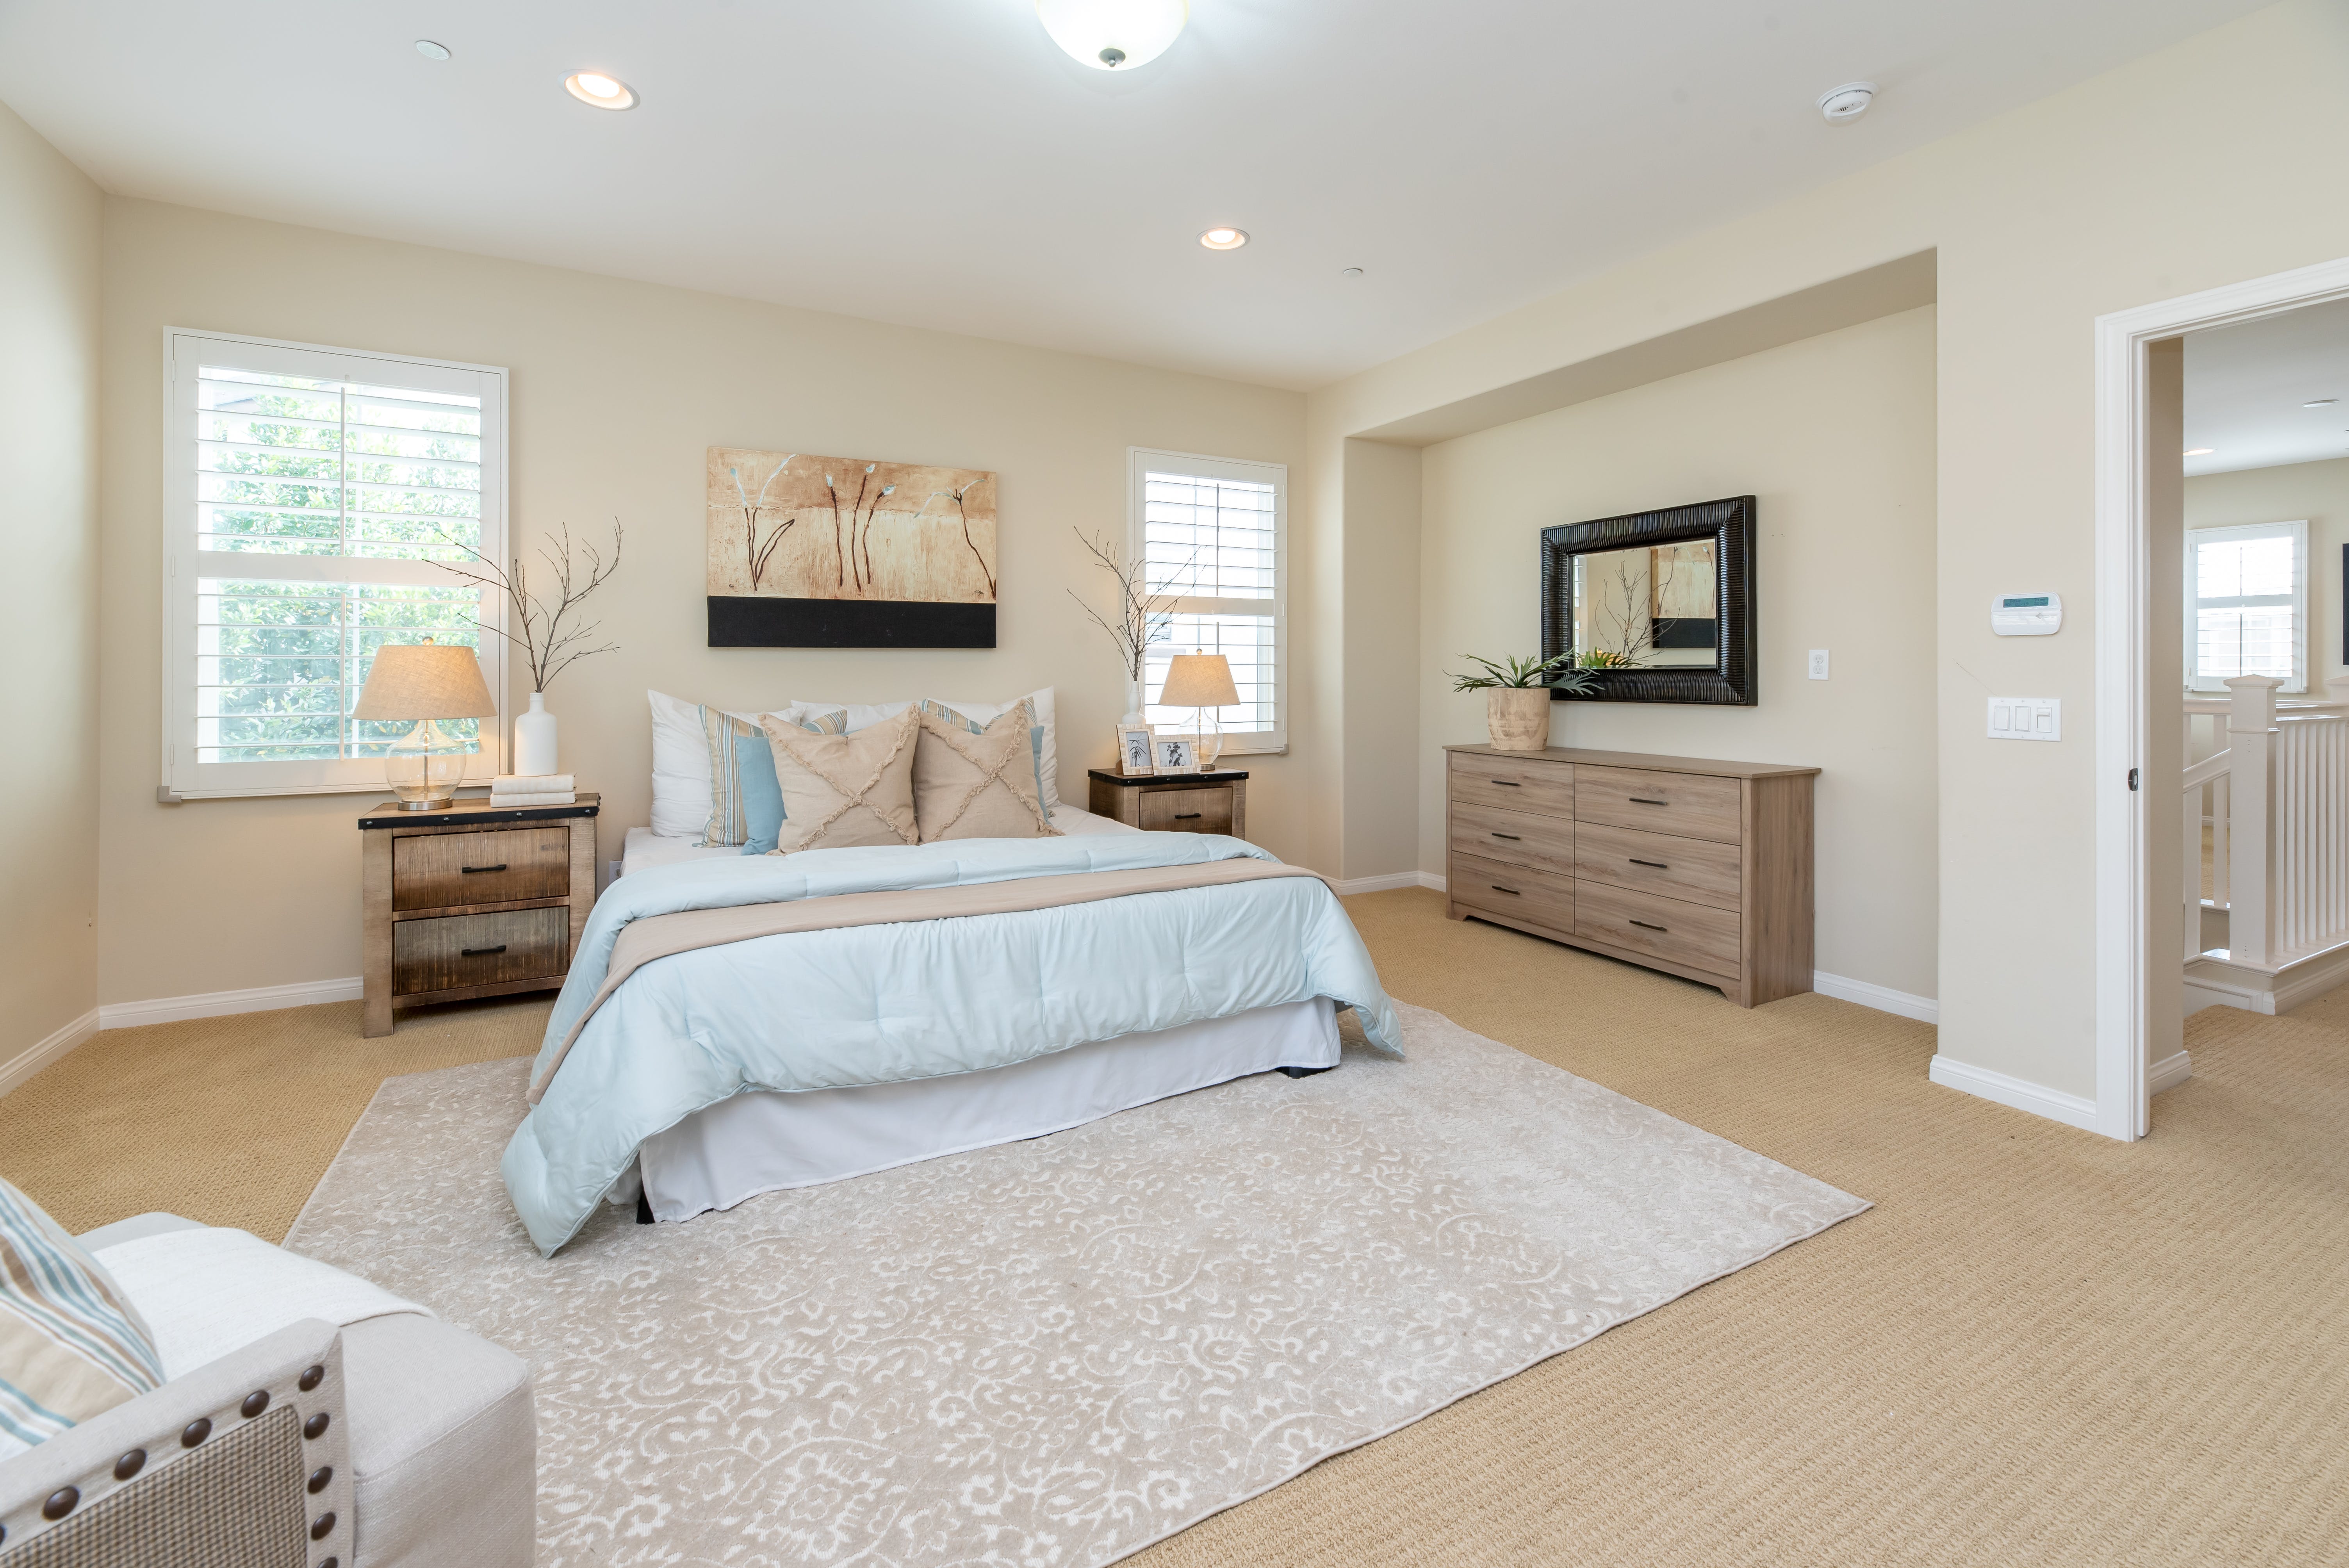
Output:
[707, 446, 997, 649]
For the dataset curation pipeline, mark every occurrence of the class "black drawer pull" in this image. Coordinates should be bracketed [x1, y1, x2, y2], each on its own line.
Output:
[1489, 884, 1520, 895]
[1628, 797, 1669, 806]
[1490, 831, 1521, 841]
[461, 864, 508, 874]
[1628, 857, 1669, 869]
[1174, 812, 1203, 820]
[1489, 779, 1521, 786]
[1628, 919, 1666, 932]
[460, 944, 508, 957]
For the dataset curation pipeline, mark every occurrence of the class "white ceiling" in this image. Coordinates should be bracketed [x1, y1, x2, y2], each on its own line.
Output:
[2185, 298, 2349, 477]
[0, 0, 2265, 390]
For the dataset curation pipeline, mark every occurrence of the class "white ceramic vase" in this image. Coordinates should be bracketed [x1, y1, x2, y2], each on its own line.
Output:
[515, 692, 559, 777]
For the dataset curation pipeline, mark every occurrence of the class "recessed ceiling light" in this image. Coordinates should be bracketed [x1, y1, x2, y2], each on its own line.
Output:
[1036, 0, 1188, 69]
[415, 40, 451, 61]
[564, 71, 638, 110]
[1199, 227, 1248, 251]
[2184, 448, 2215, 456]
[2305, 398, 2338, 408]
[1817, 81, 1877, 122]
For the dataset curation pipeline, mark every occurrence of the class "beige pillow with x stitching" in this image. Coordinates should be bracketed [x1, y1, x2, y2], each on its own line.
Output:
[759, 706, 920, 853]
[914, 704, 1061, 841]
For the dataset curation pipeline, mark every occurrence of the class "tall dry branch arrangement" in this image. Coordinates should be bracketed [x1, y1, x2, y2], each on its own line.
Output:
[439, 519, 626, 693]
[1067, 529, 1191, 684]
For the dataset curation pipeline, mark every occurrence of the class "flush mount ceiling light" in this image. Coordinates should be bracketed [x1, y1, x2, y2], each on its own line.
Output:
[564, 71, 638, 110]
[1817, 81, 1877, 122]
[2185, 448, 2215, 456]
[2305, 398, 2338, 408]
[1199, 226, 1248, 250]
[415, 40, 451, 60]
[1036, 0, 1188, 70]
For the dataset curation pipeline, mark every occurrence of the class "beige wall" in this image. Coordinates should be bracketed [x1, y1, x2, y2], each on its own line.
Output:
[1417, 306, 1939, 1000]
[2184, 455, 2349, 694]
[97, 199, 1307, 1005]
[0, 103, 101, 1055]
[1307, 0, 2349, 1100]
[1339, 438, 1423, 880]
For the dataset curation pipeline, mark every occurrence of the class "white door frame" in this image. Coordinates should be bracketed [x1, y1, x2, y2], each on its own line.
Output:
[2093, 254, 2349, 1139]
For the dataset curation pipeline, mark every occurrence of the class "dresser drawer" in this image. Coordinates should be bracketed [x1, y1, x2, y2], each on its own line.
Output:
[1574, 765, 1743, 844]
[1138, 787, 1234, 834]
[1574, 880, 1740, 978]
[393, 827, 572, 912]
[1447, 752, 1574, 819]
[1450, 851, 1574, 932]
[1449, 802, 1573, 876]
[1573, 821, 1741, 913]
[392, 906, 570, 995]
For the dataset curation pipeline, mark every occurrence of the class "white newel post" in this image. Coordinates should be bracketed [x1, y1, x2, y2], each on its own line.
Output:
[2225, 676, 2283, 966]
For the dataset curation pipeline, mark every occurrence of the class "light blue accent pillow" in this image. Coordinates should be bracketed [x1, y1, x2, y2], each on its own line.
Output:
[734, 733, 787, 855]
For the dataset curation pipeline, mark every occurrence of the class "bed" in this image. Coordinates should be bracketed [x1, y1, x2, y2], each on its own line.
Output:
[497, 693, 1401, 1255]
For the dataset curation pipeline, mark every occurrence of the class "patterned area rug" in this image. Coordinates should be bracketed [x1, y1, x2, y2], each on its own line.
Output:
[286, 1001, 1866, 1567]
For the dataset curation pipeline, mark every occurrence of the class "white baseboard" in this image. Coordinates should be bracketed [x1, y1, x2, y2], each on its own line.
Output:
[98, 976, 364, 1030]
[0, 1007, 100, 1099]
[2149, 1048, 2193, 1096]
[1331, 871, 1449, 896]
[1927, 1053, 2099, 1131]
[1811, 971, 1939, 1025]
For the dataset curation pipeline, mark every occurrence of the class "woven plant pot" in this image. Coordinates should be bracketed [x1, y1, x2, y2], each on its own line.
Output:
[1485, 687, 1552, 751]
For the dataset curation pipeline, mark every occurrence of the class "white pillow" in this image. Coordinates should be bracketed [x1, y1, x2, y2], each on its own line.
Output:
[648, 690, 811, 840]
[795, 689, 1058, 806]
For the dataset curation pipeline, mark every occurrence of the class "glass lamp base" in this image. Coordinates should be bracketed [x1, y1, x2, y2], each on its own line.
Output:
[387, 719, 469, 809]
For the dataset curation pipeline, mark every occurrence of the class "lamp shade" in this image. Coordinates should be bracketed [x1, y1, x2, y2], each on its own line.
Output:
[1159, 651, 1239, 708]
[353, 641, 498, 721]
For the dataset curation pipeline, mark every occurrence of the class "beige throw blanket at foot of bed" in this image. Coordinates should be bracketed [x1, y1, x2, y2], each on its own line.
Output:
[531, 858, 1329, 1101]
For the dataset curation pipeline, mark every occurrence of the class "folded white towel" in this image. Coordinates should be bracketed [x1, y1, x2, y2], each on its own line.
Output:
[492, 792, 576, 807]
[493, 773, 575, 792]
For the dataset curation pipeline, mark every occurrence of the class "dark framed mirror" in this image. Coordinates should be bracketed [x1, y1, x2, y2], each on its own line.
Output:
[1540, 495, 1756, 705]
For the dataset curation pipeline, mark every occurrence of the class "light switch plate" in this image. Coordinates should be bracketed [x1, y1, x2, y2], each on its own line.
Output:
[1987, 696, 2060, 741]
[1807, 649, 1830, 680]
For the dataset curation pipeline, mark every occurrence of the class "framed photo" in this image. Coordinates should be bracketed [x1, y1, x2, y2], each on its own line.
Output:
[1154, 736, 1197, 775]
[1116, 724, 1157, 777]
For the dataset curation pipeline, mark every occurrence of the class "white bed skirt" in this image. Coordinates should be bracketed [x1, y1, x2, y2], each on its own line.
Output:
[634, 998, 1341, 1223]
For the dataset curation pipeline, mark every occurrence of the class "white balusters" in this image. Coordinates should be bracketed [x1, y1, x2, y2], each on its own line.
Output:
[2192, 675, 2349, 968]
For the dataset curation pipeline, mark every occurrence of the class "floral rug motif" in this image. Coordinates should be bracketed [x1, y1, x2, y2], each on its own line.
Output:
[287, 1001, 1866, 1567]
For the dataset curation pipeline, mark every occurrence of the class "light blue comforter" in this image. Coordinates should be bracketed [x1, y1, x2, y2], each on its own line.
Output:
[501, 834, 1400, 1253]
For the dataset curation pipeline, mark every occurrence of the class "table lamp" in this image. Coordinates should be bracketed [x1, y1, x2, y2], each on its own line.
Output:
[1158, 650, 1239, 770]
[353, 637, 499, 810]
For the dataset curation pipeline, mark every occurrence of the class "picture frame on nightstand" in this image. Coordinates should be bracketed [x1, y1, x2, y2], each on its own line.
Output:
[1153, 736, 1196, 774]
[1116, 724, 1156, 776]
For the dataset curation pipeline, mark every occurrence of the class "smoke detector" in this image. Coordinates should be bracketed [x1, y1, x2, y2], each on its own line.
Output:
[1817, 82, 1877, 123]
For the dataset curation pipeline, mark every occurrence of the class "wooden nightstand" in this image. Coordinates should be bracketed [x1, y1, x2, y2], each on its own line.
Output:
[358, 793, 600, 1037]
[1086, 768, 1248, 839]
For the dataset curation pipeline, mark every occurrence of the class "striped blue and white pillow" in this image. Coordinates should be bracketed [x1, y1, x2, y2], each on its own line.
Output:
[917, 697, 1048, 809]
[0, 1176, 164, 1458]
[700, 706, 848, 848]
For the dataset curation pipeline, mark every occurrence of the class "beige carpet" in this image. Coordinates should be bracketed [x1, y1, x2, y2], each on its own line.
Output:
[4, 886, 2346, 1563]
[284, 1002, 1862, 1568]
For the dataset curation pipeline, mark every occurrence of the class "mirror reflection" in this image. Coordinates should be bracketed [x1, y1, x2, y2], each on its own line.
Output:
[1568, 540, 1718, 668]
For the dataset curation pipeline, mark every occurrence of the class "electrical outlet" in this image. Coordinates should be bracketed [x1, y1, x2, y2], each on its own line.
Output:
[1807, 649, 1830, 680]
[1987, 697, 2060, 741]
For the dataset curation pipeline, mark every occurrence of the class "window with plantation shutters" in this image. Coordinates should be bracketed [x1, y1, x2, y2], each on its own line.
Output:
[2186, 520, 2307, 694]
[1129, 449, 1286, 751]
[162, 331, 508, 799]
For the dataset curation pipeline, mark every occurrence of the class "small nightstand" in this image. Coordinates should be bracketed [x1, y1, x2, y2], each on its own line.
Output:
[1086, 768, 1248, 839]
[358, 793, 600, 1037]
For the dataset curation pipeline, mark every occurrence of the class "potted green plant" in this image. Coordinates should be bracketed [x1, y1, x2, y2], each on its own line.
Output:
[1448, 652, 1597, 751]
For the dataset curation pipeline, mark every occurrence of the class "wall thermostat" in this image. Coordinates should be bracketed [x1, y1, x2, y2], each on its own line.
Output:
[1991, 593, 2062, 636]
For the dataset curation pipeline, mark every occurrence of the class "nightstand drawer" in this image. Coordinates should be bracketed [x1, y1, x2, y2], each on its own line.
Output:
[394, 827, 572, 912]
[1139, 787, 1234, 834]
[393, 907, 569, 995]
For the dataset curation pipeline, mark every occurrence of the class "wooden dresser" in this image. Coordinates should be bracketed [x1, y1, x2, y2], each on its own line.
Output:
[1443, 745, 1816, 1007]
[359, 793, 600, 1037]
